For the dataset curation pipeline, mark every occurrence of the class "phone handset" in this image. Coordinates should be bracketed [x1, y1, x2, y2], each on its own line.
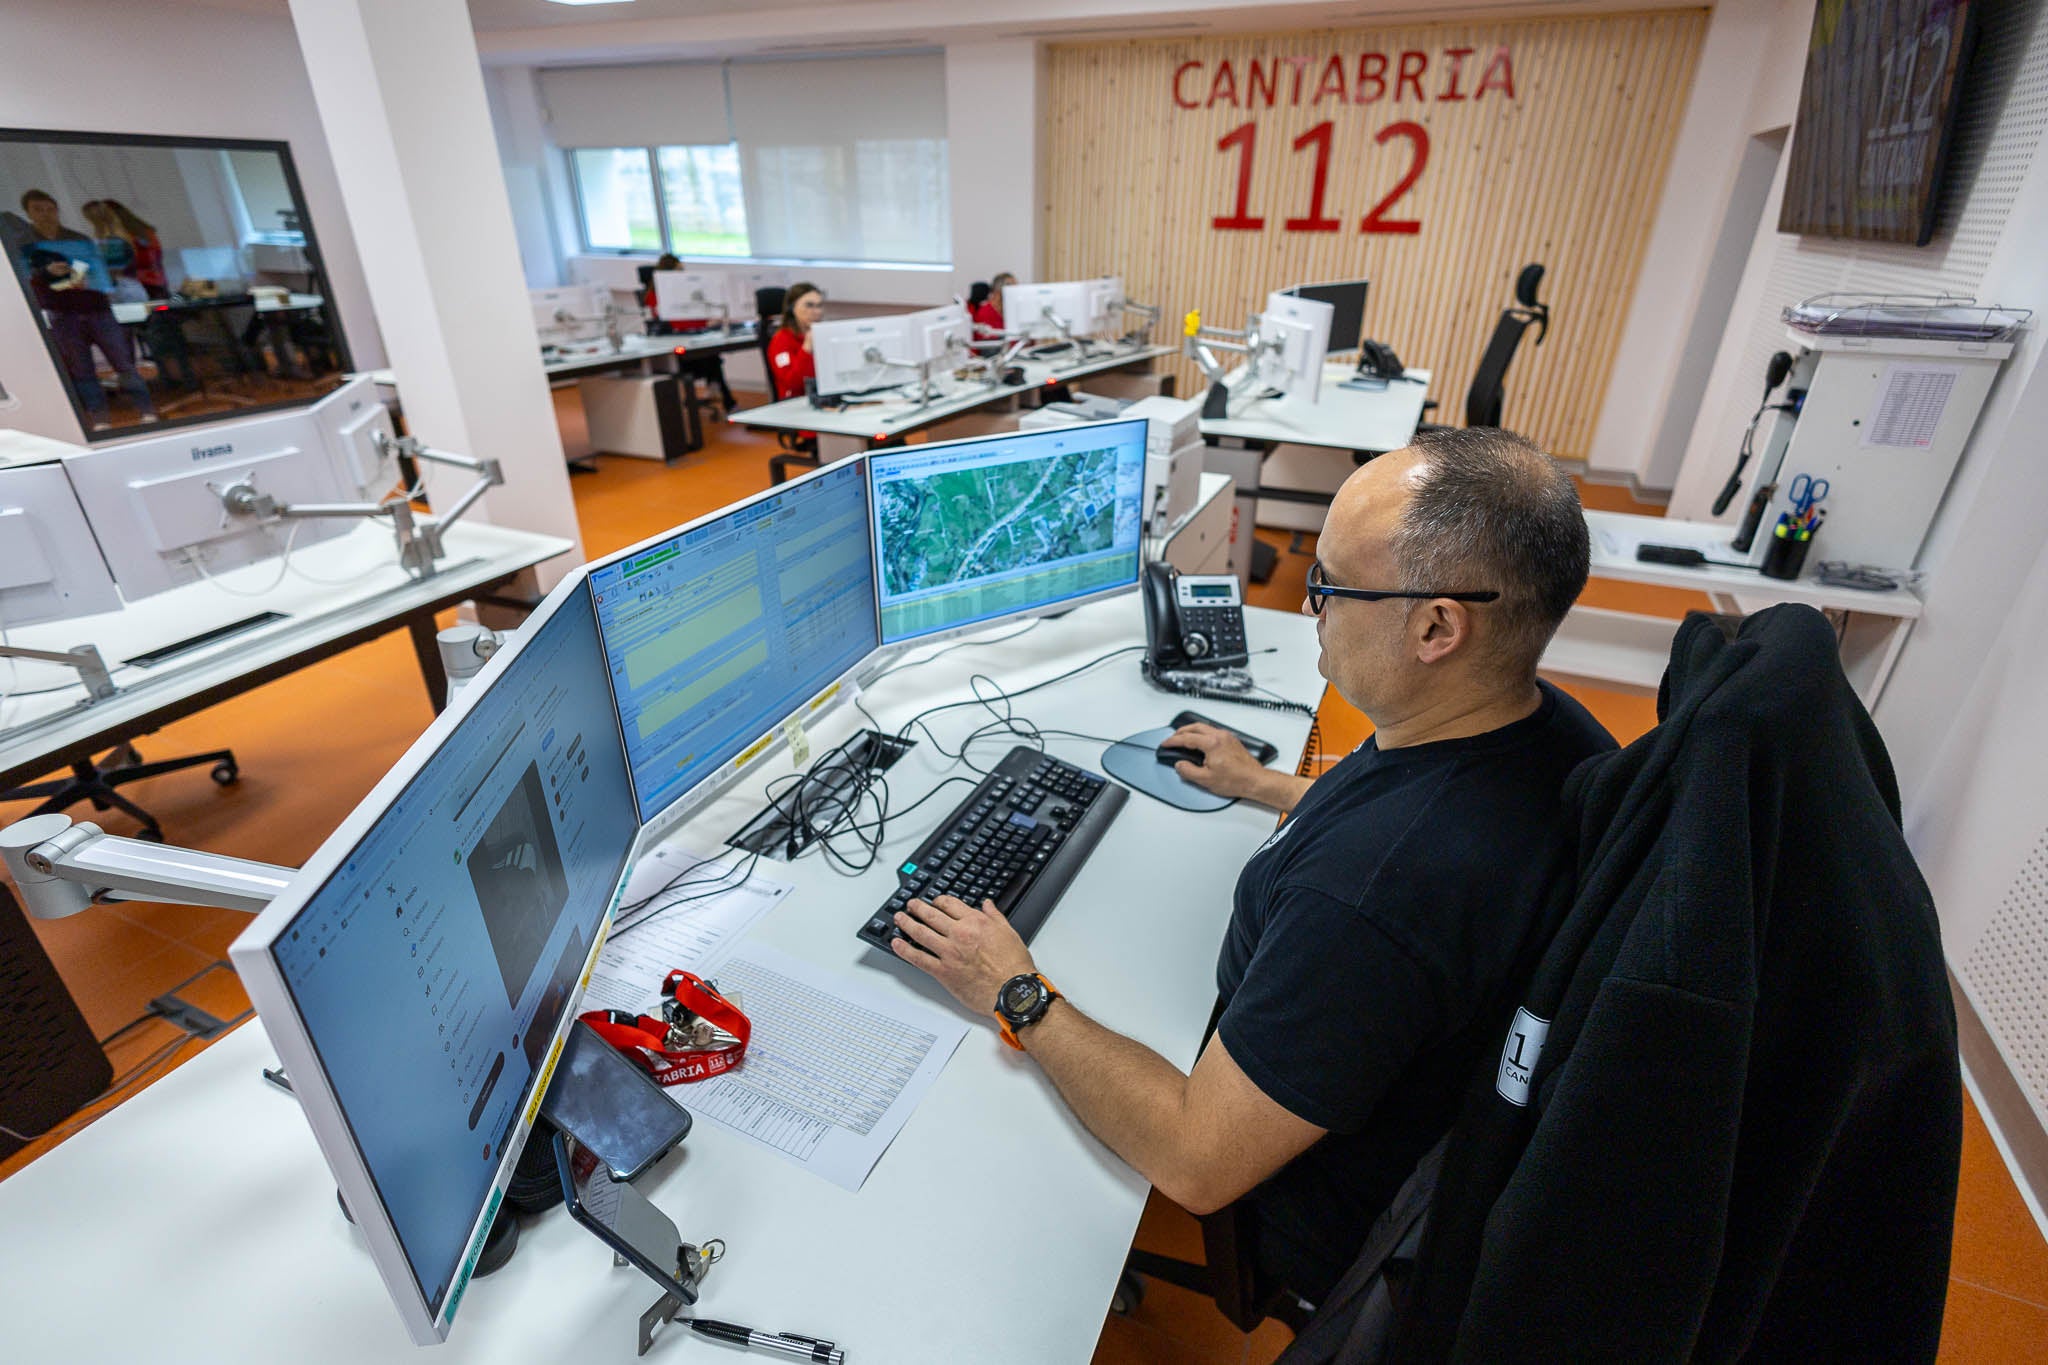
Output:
[1142, 562, 1249, 671]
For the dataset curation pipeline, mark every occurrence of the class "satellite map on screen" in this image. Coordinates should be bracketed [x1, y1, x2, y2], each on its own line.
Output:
[876, 446, 1123, 597]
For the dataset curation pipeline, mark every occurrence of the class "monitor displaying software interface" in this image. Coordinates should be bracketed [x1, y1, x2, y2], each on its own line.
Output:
[238, 581, 637, 1339]
[588, 462, 881, 822]
[869, 418, 1148, 645]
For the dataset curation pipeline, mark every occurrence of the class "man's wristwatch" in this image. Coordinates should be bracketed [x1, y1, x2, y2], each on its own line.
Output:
[994, 973, 1061, 1051]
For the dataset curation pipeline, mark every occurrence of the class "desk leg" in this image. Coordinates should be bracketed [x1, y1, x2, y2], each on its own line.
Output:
[409, 613, 450, 714]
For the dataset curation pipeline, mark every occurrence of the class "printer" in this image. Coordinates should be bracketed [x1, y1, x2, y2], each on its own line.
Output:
[1018, 393, 1202, 533]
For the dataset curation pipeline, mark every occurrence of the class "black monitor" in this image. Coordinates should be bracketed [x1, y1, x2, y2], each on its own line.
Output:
[1285, 280, 1369, 353]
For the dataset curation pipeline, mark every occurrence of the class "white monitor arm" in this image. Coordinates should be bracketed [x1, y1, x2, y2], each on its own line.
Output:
[1, 812, 294, 919]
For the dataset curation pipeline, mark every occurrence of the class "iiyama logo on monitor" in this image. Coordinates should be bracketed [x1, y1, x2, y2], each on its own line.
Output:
[189, 442, 236, 462]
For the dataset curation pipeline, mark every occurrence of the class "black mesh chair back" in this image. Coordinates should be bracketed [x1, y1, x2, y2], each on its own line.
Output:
[756, 286, 788, 384]
[1462, 263, 1550, 429]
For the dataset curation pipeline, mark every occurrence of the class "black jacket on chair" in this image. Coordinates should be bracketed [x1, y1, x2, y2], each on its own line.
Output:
[1385, 605, 1961, 1362]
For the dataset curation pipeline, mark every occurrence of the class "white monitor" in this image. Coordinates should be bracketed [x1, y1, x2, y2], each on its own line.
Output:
[1003, 280, 1096, 341]
[908, 302, 972, 365]
[722, 267, 790, 318]
[1084, 276, 1126, 335]
[652, 271, 726, 323]
[61, 410, 360, 601]
[308, 375, 396, 497]
[177, 245, 246, 290]
[230, 573, 640, 1344]
[0, 463, 122, 628]
[529, 284, 606, 336]
[1255, 291, 1335, 404]
[811, 314, 918, 397]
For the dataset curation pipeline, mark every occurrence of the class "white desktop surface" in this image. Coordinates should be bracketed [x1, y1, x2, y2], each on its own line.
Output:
[0, 595, 1323, 1362]
[1583, 510, 1922, 617]
[0, 521, 573, 764]
[542, 327, 757, 379]
[1199, 363, 1432, 453]
[111, 292, 326, 326]
[732, 343, 1177, 440]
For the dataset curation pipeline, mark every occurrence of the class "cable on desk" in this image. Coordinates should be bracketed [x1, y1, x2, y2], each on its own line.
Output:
[186, 521, 303, 598]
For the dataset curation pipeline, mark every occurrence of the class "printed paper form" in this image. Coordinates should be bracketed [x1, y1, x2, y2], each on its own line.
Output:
[676, 942, 967, 1191]
[582, 844, 792, 1013]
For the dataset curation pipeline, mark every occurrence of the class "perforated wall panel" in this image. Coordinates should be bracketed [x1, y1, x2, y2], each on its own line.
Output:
[1964, 829, 2048, 1121]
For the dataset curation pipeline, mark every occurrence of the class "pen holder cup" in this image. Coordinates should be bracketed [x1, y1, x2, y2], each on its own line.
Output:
[1759, 528, 1814, 581]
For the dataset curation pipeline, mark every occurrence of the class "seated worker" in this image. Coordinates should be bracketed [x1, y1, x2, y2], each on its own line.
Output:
[972, 271, 1014, 337]
[891, 426, 1614, 1308]
[767, 281, 823, 402]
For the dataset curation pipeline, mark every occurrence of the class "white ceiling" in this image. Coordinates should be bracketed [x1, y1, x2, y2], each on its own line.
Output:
[466, 0, 912, 30]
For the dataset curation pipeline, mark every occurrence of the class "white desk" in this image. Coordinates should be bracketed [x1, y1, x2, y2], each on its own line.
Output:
[732, 344, 1177, 463]
[1, 522, 573, 792]
[1541, 510, 1923, 705]
[539, 326, 759, 383]
[0, 596, 1324, 1363]
[1195, 362, 1433, 579]
[110, 292, 326, 326]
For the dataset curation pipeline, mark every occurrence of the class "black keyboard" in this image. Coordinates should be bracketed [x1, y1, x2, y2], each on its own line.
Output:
[857, 747, 1127, 954]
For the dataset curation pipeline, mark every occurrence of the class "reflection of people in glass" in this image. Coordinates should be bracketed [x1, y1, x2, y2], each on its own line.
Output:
[82, 200, 169, 300]
[82, 198, 195, 390]
[19, 190, 159, 430]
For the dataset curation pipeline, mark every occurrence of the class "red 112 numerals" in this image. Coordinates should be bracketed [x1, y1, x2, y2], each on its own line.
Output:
[1212, 120, 1429, 235]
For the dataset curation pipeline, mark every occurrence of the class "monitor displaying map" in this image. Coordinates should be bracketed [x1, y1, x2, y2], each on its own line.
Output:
[867, 419, 1148, 645]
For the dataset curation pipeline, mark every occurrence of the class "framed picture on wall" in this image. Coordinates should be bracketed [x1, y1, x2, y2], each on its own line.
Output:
[0, 127, 354, 440]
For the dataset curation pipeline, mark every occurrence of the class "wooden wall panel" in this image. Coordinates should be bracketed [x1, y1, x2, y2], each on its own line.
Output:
[1044, 11, 1709, 458]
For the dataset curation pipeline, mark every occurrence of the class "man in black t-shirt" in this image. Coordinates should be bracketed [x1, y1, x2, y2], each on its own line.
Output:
[892, 427, 1615, 1305]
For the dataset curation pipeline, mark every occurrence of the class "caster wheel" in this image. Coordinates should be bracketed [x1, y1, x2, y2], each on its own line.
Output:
[211, 763, 240, 787]
[1110, 1270, 1145, 1316]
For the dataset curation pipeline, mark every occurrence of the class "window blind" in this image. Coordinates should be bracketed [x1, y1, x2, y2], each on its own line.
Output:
[539, 63, 730, 149]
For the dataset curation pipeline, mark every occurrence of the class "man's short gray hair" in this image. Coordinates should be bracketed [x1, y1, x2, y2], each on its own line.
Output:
[1388, 427, 1588, 677]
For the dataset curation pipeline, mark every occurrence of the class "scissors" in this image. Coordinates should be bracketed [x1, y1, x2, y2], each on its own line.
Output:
[1788, 473, 1830, 515]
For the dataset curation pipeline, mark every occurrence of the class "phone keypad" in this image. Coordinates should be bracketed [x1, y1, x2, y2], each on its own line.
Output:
[1183, 607, 1247, 658]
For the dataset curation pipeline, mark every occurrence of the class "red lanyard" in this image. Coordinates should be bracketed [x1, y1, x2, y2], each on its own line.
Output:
[579, 971, 751, 1086]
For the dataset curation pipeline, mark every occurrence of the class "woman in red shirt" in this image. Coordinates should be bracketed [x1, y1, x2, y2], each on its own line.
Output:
[767, 282, 823, 401]
[971, 271, 1014, 337]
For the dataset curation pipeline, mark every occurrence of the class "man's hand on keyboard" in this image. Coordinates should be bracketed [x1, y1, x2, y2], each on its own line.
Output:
[893, 894, 1035, 1016]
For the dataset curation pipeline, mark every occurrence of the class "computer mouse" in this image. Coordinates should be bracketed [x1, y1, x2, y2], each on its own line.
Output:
[1156, 744, 1204, 768]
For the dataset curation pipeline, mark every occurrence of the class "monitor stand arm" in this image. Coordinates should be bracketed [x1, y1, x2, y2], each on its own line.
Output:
[213, 432, 503, 581]
[1, 812, 293, 919]
[1183, 311, 1269, 420]
[0, 643, 118, 702]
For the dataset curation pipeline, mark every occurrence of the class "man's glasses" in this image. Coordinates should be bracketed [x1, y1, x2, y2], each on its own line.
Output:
[1304, 561, 1500, 616]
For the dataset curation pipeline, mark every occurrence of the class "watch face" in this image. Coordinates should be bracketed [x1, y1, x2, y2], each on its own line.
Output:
[1000, 976, 1041, 1016]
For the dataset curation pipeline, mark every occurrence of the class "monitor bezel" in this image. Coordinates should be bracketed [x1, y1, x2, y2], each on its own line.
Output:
[228, 568, 632, 1345]
[584, 456, 884, 843]
[866, 416, 1151, 652]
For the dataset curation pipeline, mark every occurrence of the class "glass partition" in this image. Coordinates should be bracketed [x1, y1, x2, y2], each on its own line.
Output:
[0, 128, 353, 440]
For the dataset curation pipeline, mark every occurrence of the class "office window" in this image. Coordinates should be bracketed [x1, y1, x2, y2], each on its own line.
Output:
[571, 147, 660, 252]
[655, 145, 749, 257]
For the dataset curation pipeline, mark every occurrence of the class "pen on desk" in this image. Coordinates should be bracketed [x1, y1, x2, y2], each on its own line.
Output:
[686, 1318, 846, 1363]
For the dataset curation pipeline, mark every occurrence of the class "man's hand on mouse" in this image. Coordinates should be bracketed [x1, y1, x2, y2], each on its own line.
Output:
[1165, 723, 1264, 795]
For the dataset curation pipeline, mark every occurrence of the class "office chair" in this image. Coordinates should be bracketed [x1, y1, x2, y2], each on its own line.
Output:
[1270, 606, 1961, 1364]
[1418, 262, 1549, 432]
[1, 742, 240, 845]
[0, 883, 113, 1161]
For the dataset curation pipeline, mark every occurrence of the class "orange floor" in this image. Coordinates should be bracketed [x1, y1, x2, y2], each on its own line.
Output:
[4, 390, 2044, 1359]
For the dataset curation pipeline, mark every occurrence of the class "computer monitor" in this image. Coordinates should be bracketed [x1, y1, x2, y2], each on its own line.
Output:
[1084, 276, 1126, 335]
[1003, 280, 1095, 341]
[229, 574, 639, 1344]
[908, 302, 972, 365]
[587, 460, 881, 825]
[177, 245, 246, 291]
[0, 463, 122, 628]
[722, 267, 789, 318]
[1254, 291, 1334, 404]
[529, 284, 606, 336]
[1285, 280, 1369, 353]
[652, 271, 726, 324]
[60, 409, 362, 601]
[811, 314, 918, 398]
[868, 418, 1148, 646]
[307, 374, 396, 497]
